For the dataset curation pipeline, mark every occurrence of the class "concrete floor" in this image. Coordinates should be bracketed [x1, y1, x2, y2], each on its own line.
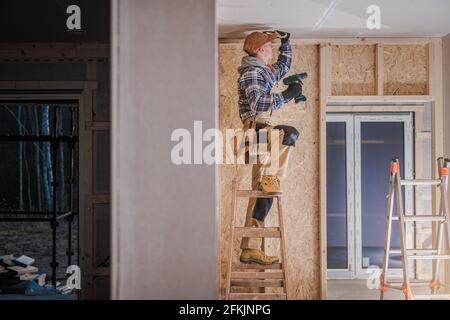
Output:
[327, 279, 433, 300]
[0, 294, 77, 300]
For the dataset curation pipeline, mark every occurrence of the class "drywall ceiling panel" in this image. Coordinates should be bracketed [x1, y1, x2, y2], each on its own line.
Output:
[218, 0, 450, 38]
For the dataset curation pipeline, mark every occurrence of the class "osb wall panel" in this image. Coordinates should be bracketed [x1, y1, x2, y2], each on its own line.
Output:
[219, 43, 320, 300]
[331, 45, 376, 96]
[384, 45, 428, 95]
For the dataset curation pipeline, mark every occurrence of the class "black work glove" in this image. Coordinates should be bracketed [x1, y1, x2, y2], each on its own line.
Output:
[281, 82, 302, 102]
[276, 30, 290, 43]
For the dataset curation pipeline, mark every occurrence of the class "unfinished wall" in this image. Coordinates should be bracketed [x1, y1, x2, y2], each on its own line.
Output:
[384, 45, 428, 95]
[219, 40, 437, 299]
[219, 43, 321, 299]
[331, 45, 376, 96]
[330, 44, 428, 96]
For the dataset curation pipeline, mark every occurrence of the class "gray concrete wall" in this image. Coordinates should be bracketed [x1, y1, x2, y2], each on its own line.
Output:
[111, 0, 217, 299]
[443, 33, 450, 286]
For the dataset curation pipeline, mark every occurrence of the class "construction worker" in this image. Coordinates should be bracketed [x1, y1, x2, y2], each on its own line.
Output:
[237, 31, 301, 265]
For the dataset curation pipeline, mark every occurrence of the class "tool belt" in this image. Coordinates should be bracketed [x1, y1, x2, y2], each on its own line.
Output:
[242, 118, 270, 144]
[242, 118, 258, 131]
[235, 117, 276, 163]
[242, 116, 272, 131]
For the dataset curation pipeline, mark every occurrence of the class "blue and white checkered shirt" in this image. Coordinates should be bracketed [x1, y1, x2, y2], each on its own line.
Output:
[237, 40, 292, 121]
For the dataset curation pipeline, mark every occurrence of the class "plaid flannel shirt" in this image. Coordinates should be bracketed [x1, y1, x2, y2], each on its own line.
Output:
[237, 40, 292, 121]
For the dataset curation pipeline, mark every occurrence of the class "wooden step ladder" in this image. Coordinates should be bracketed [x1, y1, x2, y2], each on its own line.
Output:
[380, 157, 450, 300]
[225, 179, 289, 300]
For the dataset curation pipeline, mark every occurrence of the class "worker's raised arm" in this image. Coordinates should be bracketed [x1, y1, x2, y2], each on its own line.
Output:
[271, 31, 292, 82]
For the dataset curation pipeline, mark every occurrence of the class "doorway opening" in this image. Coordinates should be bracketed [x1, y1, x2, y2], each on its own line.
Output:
[0, 101, 79, 292]
[326, 113, 414, 279]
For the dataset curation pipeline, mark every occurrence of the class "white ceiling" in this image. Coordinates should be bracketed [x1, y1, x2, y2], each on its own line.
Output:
[218, 0, 450, 38]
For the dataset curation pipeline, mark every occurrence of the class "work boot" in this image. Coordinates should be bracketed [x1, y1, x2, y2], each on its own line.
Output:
[240, 249, 279, 265]
[260, 175, 282, 194]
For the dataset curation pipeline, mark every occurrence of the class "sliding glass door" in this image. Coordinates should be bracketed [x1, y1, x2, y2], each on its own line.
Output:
[327, 113, 413, 278]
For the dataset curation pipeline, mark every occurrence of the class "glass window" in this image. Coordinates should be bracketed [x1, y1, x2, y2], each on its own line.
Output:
[361, 122, 404, 269]
[327, 122, 348, 269]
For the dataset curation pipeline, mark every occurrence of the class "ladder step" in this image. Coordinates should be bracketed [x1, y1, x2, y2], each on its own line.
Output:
[231, 279, 284, 287]
[234, 227, 280, 238]
[414, 294, 450, 300]
[231, 271, 284, 279]
[228, 293, 287, 300]
[235, 190, 280, 198]
[400, 179, 441, 186]
[385, 280, 432, 288]
[389, 249, 438, 255]
[407, 255, 450, 260]
[233, 263, 282, 270]
[392, 215, 446, 222]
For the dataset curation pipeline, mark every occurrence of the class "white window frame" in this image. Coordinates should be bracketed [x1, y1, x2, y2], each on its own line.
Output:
[326, 114, 355, 279]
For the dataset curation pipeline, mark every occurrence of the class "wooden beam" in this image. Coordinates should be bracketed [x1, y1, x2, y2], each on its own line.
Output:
[376, 44, 384, 95]
[231, 279, 283, 287]
[231, 271, 284, 279]
[90, 194, 111, 204]
[234, 227, 281, 238]
[327, 105, 424, 113]
[232, 263, 282, 270]
[0, 93, 83, 101]
[219, 37, 438, 45]
[85, 121, 111, 131]
[319, 43, 331, 300]
[428, 38, 446, 289]
[327, 95, 434, 104]
[94, 267, 110, 277]
[228, 293, 287, 300]
[235, 190, 280, 198]
[0, 80, 97, 90]
[79, 85, 96, 299]
[0, 43, 109, 58]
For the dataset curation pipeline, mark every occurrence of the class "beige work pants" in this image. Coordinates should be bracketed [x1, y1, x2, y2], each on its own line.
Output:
[240, 120, 294, 250]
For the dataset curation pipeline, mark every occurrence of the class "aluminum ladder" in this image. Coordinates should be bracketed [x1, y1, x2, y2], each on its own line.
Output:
[380, 157, 450, 300]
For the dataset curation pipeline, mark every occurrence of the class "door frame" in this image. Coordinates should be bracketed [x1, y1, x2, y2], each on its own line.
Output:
[326, 114, 355, 278]
[0, 80, 98, 297]
[326, 113, 414, 279]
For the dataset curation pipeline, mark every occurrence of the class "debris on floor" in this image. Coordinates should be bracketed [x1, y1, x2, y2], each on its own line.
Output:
[56, 285, 74, 295]
[0, 254, 72, 295]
